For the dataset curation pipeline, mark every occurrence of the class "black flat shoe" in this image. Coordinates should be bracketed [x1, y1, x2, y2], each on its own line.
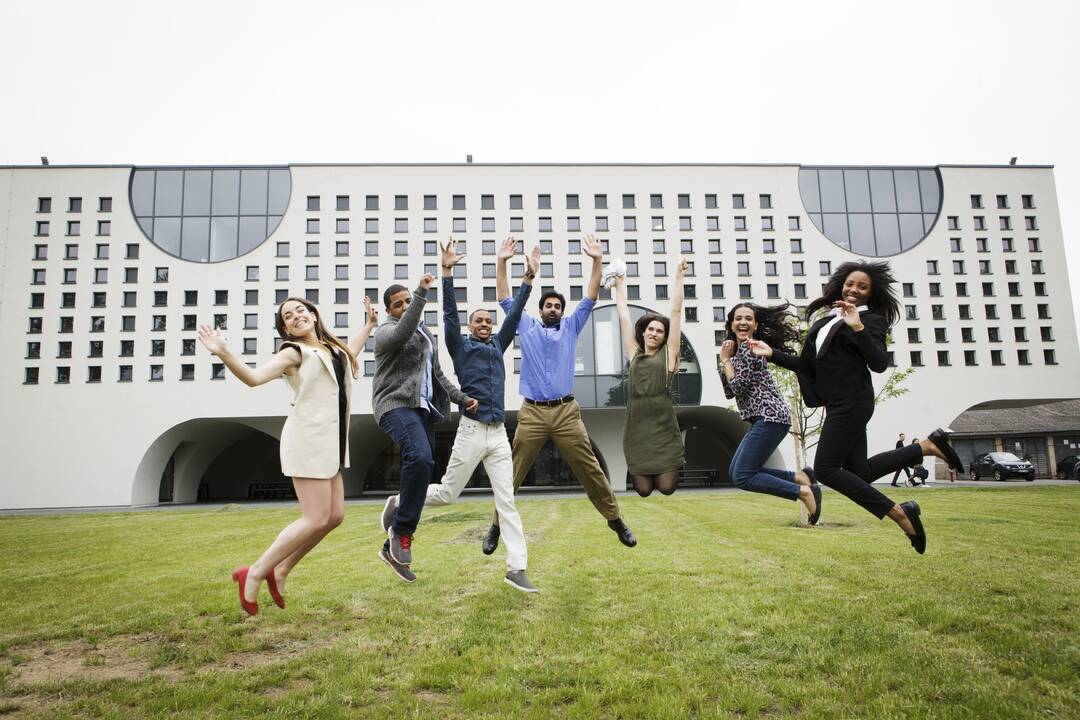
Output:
[900, 500, 926, 555]
[928, 428, 965, 474]
[808, 484, 822, 526]
[802, 465, 818, 485]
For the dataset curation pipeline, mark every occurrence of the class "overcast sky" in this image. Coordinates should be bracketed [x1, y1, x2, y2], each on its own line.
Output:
[2, 0, 1077, 335]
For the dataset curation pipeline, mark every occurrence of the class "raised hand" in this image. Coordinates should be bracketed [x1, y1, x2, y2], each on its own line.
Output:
[527, 245, 541, 276]
[497, 236, 517, 260]
[419, 273, 436, 289]
[582, 233, 603, 260]
[196, 324, 228, 355]
[676, 257, 689, 277]
[363, 295, 378, 326]
[441, 238, 463, 268]
[747, 339, 773, 358]
[720, 339, 736, 360]
[832, 300, 863, 329]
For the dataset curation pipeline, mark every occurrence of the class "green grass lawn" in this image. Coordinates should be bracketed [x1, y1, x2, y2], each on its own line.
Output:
[0, 486, 1078, 719]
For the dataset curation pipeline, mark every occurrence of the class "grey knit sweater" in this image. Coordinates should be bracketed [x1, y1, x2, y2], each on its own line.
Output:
[371, 285, 466, 424]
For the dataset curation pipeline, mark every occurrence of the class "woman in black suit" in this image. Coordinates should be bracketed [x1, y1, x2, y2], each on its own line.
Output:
[749, 261, 963, 553]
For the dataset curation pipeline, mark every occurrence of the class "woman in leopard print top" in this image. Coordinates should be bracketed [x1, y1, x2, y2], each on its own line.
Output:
[720, 302, 821, 524]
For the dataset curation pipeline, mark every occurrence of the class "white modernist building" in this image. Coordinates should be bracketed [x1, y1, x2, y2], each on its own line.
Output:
[1, 162, 1077, 510]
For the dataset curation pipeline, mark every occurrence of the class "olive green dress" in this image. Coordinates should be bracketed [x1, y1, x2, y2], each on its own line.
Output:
[623, 347, 685, 475]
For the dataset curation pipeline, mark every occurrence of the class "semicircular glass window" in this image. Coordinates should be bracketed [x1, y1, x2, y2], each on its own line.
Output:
[130, 167, 290, 262]
[572, 303, 702, 408]
[798, 167, 941, 257]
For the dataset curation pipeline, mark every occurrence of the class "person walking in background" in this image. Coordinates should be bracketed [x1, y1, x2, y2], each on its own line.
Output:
[612, 257, 687, 497]
[481, 235, 637, 554]
[719, 302, 821, 523]
[909, 438, 927, 486]
[752, 261, 964, 554]
[380, 239, 540, 592]
[892, 433, 913, 487]
[197, 296, 378, 615]
[373, 274, 474, 583]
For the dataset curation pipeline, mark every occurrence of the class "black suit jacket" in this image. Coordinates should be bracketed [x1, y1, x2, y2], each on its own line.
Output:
[769, 311, 890, 407]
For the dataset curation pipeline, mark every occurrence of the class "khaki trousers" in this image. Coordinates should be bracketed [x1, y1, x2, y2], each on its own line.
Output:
[494, 399, 621, 524]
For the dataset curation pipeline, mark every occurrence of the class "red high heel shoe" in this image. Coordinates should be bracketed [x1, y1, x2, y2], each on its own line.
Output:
[266, 570, 286, 609]
[232, 566, 259, 616]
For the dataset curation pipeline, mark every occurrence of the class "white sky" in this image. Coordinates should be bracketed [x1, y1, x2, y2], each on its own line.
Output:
[2, 0, 1077, 336]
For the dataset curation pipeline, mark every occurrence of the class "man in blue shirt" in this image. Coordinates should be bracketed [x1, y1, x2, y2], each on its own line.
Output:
[379, 239, 540, 592]
[482, 235, 637, 553]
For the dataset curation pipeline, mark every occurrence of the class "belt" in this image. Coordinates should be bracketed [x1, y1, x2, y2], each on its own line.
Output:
[524, 395, 575, 407]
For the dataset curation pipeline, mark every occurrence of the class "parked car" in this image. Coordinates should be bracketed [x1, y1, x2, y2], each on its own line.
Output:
[969, 452, 1036, 482]
[1056, 454, 1080, 480]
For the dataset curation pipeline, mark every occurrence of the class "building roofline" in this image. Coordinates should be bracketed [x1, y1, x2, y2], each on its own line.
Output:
[0, 161, 1056, 170]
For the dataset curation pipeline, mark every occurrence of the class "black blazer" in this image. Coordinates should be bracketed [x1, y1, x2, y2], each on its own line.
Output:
[769, 311, 890, 407]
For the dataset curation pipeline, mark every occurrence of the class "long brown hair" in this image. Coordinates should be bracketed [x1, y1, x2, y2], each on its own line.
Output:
[633, 313, 670, 352]
[274, 297, 358, 377]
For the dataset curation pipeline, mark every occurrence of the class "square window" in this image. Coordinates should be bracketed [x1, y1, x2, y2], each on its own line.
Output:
[56, 367, 71, 384]
[35, 221, 50, 236]
[336, 218, 350, 234]
[761, 216, 773, 231]
[66, 221, 80, 236]
[395, 218, 408, 233]
[622, 194, 636, 209]
[677, 194, 691, 209]
[336, 195, 350, 211]
[679, 216, 692, 231]
[739, 284, 751, 299]
[656, 284, 669, 299]
[38, 197, 52, 213]
[306, 218, 320, 234]
[97, 220, 111, 236]
[69, 197, 82, 213]
[149, 365, 164, 381]
[565, 194, 579, 210]
[306, 265, 319, 281]
[306, 195, 320, 211]
[453, 218, 466, 233]
[651, 216, 664, 232]
[594, 194, 607, 210]
[705, 194, 718, 209]
[650, 194, 663, 209]
[365, 218, 379, 233]
[990, 350, 1003, 366]
[538, 194, 552, 209]
[63, 268, 77, 284]
[183, 314, 197, 330]
[335, 265, 349, 281]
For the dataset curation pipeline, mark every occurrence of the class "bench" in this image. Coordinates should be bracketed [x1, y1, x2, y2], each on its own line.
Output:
[679, 469, 722, 487]
[248, 482, 296, 500]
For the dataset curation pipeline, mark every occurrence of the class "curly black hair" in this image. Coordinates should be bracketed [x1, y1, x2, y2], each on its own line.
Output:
[805, 260, 901, 327]
[724, 302, 800, 353]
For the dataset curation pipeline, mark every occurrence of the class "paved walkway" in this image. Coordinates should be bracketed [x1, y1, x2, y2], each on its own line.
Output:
[1, 479, 1075, 517]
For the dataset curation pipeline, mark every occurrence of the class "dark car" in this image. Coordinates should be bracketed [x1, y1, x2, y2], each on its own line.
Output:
[1056, 454, 1080, 480]
[970, 452, 1035, 482]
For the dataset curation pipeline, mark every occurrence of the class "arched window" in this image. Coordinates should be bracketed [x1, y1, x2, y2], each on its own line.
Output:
[571, 304, 702, 407]
[799, 167, 942, 256]
[129, 167, 290, 262]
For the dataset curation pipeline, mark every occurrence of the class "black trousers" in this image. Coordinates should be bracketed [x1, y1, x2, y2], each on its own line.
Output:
[815, 397, 924, 519]
[892, 466, 912, 484]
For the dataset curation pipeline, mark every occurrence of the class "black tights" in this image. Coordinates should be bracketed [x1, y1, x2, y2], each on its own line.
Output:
[631, 471, 680, 497]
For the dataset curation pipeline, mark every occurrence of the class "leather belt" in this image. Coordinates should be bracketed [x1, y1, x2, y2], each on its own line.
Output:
[524, 394, 575, 407]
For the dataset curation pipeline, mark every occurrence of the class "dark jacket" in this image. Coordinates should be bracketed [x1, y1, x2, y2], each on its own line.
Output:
[372, 284, 465, 424]
[769, 311, 889, 407]
[442, 276, 531, 424]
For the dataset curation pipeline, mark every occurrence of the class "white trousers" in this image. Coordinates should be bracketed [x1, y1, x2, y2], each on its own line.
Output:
[426, 417, 528, 571]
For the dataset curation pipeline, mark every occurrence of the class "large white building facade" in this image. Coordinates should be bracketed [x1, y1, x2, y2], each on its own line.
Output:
[1, 162, 1077, 510]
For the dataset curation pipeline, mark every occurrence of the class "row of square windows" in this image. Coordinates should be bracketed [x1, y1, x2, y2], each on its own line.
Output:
[24, 313, 1058, 368]
[27, 192, 1042, 220]
[945, 215, 1039, 232]
[292, 215, 804, 235]
[20, 345, 1062, 387]
[25, 290, 1057, 344]
[31, 235, 1046, 276]
[300, 193, 781, 213]
[34, 197, 112, 213]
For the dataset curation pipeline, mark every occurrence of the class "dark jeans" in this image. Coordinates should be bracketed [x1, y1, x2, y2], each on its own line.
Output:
[815, 397, 923, 519]
[729, 418, 801, 501]
[379, 407, 435, 536]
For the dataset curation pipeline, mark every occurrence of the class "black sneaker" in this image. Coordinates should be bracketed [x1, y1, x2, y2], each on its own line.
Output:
[388, 527, 413, 565]
[607, 518, 637, 547]
[482, 524, 500, 555]
[504, 570, 539, 593]
[379, 547, 416, 583]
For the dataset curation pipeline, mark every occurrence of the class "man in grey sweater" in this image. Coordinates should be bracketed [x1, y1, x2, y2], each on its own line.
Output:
[373, 273, 475, 582]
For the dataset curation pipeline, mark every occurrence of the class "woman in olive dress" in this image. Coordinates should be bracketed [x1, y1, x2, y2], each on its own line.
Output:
[613, 258, 687, 496]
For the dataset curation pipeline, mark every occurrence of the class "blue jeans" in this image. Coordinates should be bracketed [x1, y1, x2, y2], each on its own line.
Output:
[379, 407, 436, 536]
[729, 418, 801, 501]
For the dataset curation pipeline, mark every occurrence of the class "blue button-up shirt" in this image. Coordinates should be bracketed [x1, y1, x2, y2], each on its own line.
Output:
[417, 320, 442, 420]
[444, 276, 531, 423]
[501, 294, 595, 401]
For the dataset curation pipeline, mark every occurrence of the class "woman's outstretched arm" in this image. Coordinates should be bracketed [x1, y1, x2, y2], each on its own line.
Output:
[197, 325, 299, 387]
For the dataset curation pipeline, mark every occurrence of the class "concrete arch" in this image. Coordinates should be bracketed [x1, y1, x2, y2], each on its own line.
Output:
[130, 417, 283, 505]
